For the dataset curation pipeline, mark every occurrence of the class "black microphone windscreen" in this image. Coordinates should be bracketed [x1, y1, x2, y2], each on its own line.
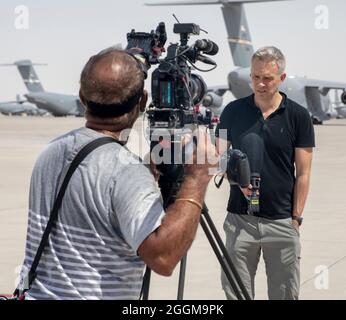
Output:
[240, 133, 264, 174]
[237, 154, 251, 188]
[208, 42, 219, 55]
[195, 40, 219, 55]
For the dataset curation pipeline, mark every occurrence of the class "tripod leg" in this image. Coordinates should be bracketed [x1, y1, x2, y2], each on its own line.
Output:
[177, 255, 187, 300]
[199, 215, 245, 300]
[201, 205, 252, 300]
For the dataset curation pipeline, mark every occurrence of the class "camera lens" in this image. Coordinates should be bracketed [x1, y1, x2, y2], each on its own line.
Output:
[189, 74, 207, 105]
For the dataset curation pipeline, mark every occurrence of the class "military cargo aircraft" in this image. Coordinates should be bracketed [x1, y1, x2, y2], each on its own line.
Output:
[0, 60, 84, 117]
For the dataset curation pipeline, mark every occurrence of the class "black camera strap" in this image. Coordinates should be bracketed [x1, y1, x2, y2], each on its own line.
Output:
[14, 136, 121, 298]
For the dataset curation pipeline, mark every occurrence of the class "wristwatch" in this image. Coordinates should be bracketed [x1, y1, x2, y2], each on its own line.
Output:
[292, 216, 303, 226]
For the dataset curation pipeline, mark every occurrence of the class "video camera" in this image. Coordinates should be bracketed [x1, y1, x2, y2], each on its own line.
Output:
[126, 22, 218, 137]
[126, 21, 219, 204]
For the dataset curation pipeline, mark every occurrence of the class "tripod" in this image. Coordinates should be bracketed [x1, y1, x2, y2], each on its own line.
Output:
[141, 162, 251, 301]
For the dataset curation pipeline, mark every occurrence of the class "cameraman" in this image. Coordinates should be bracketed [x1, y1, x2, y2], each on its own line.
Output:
[19, 48, 218, 300]
[215, 46, 314, 300]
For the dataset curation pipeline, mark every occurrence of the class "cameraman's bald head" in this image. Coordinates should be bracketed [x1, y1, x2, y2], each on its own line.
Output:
[80, 48, 147, 134]
[80, 48, 144, 107]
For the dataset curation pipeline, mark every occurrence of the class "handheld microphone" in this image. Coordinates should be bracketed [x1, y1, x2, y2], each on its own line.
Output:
[240, 133, 264, 214]
[194, 39, 219, 55]
[216, 149, 250, 189]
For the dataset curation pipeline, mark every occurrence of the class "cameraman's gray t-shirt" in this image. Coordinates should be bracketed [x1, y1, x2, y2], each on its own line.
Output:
[20, 127, 164, 300]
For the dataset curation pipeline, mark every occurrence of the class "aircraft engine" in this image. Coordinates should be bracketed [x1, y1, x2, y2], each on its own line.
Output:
[203, 92, 223, 111]
[326, 109, 338, 119]
[341, 91, 346, 105]
[202, 92, 224, 117]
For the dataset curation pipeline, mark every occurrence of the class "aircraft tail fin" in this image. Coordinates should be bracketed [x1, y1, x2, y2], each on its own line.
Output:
[146, 0, 292, 67]
[0, 60, 46, 92]
[222, 3, 253, 67]
[14, 60, 45, 92]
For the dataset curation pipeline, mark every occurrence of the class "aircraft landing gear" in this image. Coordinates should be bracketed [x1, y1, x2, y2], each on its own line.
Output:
[312, 116, 323, 125]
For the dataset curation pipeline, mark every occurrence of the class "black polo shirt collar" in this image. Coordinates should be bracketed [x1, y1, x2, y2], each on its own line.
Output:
[248, 91, 288, 116]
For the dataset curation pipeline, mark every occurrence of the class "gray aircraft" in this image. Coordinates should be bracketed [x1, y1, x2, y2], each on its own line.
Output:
[0, 60, 84, 117]
[0, 101, 46, 116]
[0, 94, 46, 116]
[147, 0, 346, 124]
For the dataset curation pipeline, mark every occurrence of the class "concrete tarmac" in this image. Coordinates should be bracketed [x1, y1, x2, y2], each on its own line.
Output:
[0, 115, 345, 299]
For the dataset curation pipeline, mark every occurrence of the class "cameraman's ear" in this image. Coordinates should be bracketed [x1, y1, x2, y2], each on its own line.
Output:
[139, 90, 148, 113]
[79, 90, 87, 109]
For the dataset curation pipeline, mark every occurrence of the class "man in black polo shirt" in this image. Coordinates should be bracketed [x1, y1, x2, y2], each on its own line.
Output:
[216, 46, 315, 300]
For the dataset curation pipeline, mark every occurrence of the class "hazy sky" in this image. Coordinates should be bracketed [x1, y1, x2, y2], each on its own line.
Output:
[0, 0, 345, 101]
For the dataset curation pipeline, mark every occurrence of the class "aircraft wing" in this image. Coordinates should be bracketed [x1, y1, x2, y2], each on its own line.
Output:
[0, 103, 25, 114]
[146, 0, 292, 5]
[300, 78, 346, 94]
[207, 85, 229, 96]
[146, 0, 222, 4]
[0, 100, 18, 104]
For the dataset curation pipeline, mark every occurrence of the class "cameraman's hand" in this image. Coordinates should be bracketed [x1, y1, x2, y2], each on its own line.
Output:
[184, 128, 219, 182]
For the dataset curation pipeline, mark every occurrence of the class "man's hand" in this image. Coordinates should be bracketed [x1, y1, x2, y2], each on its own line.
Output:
[239, 184, 252, 199]
[239, 184, 260, 200]
[184, 128, 219, 181]
[291, 219, 300, 232]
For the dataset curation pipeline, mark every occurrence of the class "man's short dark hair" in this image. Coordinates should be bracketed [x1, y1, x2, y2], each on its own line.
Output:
[80, 48, 144, 118]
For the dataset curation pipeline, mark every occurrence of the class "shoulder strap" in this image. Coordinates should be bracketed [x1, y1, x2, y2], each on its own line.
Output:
[15, 136, 121, 296]
[139, 266, 151, 300]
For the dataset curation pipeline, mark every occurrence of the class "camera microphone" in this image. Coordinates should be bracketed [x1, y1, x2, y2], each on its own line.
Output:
[194, 39, 219, 55]
[156, 22, 167, 48]
[196, 54, 216, 65]
[241, 133, 264, 214]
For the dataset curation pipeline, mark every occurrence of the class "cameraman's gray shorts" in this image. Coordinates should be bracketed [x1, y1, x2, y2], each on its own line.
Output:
[221, 213, 301, 300]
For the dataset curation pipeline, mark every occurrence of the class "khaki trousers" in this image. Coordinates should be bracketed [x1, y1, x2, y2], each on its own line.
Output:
[221, 213, 301, 300]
